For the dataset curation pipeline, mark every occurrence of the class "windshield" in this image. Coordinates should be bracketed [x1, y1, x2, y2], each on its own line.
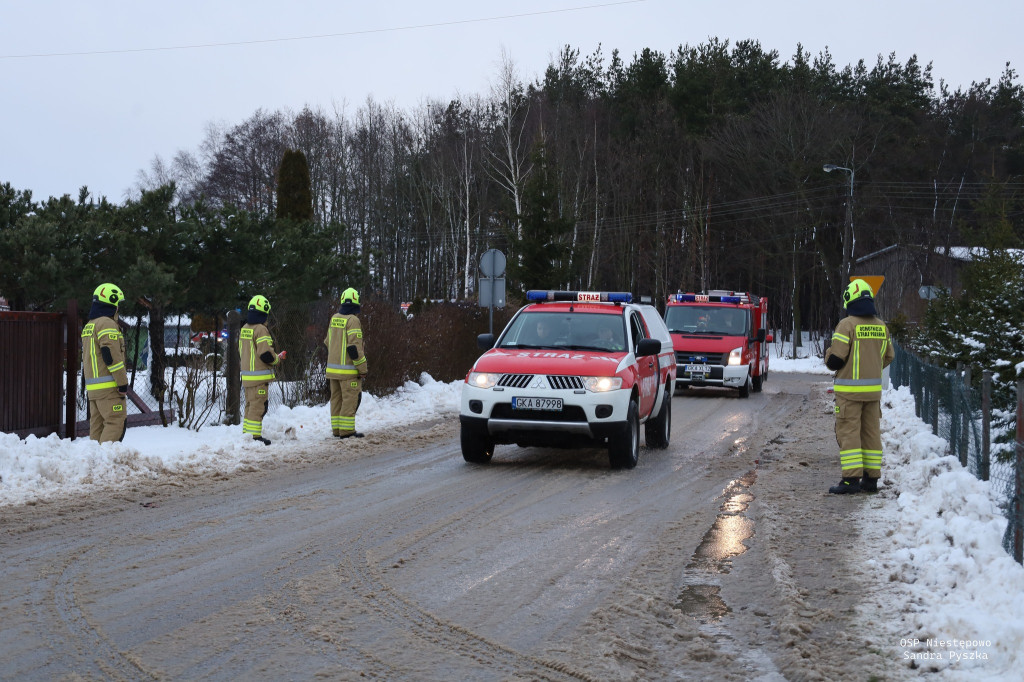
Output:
[664, 306, 749, 335]
[498, 311, 627, 351]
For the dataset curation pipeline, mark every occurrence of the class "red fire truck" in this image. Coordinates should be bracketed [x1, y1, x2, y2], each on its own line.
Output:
[663, 290, 772, 398]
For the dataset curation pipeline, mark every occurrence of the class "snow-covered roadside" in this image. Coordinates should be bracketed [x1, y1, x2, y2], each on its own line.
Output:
[1, 374, 461, 507]
[860, 386, 1024, 680]
[766, 337, 1023, 679]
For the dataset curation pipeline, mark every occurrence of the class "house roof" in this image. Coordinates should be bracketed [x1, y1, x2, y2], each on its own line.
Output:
[856, 244, 1024, 264]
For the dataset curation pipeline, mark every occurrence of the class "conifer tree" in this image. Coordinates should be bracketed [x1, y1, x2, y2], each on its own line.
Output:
[508, 142, 575, 291]
[275, 149, 313, 221]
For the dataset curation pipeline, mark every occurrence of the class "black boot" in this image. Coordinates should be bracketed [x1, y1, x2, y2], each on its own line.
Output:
[828, 477, 861, 494]
[336, 431, 365, 439]
[253, 435, 271, 445]
[861, 475, 878, 493]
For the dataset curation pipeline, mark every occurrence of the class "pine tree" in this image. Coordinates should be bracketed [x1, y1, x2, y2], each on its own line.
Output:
[275, 149, 313, 221]
[919, 194, 1024, 461]
[508, 142, 575, 291]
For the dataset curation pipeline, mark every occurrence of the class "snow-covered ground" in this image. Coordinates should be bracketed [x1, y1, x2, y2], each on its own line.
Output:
[2, 338, 1021, 679]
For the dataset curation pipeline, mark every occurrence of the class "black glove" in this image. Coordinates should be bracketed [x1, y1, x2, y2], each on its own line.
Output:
[118, 384, 129, 394]
[826, 354, 846, 371]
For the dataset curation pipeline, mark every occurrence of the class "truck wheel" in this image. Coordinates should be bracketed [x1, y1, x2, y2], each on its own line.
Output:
[609, 400, 640, 469]
[461, 427, 494, 463]
[752, 374, 763, 392]
[738, 375, 751, 399]
[644, 390, 671, 449]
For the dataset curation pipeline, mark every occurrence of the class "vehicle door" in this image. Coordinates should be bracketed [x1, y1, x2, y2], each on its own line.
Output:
[630, 311, 658, 417]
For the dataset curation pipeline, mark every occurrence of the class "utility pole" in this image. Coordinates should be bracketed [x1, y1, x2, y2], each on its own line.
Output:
[823, 163, 855, 284]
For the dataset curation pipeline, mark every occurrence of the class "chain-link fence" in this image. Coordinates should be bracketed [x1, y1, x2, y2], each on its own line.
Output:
[890, 341, 1024, 563]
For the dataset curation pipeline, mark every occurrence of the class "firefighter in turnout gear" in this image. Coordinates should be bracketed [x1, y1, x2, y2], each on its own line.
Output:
[239, 295, 286, 445]
[81, 283, 130, 442]
[825, 279, 895, 494]
[325, 287, 368, 438]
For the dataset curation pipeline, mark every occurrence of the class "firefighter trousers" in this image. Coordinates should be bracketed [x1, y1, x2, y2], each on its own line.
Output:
[88, 390, 127, 443]
[834, 396, 882, 479]
[330, 377, 362, 436]
[243, 384, 270, 438]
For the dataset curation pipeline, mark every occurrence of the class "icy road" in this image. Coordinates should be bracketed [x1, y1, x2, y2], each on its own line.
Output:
[1, 373, 909, 680]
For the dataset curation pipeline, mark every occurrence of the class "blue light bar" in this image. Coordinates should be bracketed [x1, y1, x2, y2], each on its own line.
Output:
[670, 293, 743, 304]
[526, 290, 632, 303]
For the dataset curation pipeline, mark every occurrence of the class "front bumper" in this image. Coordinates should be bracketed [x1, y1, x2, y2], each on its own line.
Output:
[675, 363, 749, 389]
[460, 384, 631, 445]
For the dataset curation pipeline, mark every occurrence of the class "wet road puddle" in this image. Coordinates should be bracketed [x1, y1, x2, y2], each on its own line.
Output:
[674, 470, 756, 623]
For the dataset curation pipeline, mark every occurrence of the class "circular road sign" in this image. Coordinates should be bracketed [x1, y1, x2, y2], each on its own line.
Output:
[480, 249, 506, 277]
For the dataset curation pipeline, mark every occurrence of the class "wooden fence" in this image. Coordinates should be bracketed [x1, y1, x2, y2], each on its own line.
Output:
[0, 303, 78, 438]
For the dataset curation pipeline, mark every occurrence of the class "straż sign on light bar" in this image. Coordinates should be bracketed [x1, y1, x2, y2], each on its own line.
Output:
[671, 293, 742, 304]
[525, 290, 633, 303]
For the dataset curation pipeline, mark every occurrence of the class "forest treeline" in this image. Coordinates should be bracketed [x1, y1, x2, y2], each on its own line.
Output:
[3, 39, 1024, 336]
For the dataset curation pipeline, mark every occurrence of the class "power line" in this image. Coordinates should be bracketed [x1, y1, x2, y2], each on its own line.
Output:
[0, 1, 647, 60]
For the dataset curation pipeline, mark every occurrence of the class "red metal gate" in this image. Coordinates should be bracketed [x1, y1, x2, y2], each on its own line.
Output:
[0, 303, 78, 439]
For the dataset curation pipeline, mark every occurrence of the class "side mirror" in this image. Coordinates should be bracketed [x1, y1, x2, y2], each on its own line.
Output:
[635, 338, 661, 357]
[757, 328, 767, 343]
[477, 333, 496, 350]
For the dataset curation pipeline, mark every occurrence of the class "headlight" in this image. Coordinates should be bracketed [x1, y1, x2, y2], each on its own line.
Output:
[467, 372, 499, 389]
[584, 376, 623, 392]
[728, 347, 743, 365]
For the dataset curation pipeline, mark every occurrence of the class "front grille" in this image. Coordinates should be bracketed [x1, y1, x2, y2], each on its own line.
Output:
[547, 375, 584, 390]
[498, 374, 533, 388]
[675, 351, 727, 366]
[490, 404, 588, 422]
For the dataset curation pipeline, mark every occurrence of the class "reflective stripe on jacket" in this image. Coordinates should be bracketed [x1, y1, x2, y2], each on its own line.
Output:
[81, 316, 128, 392]
[239, 323, 279, 385]
[324, 313, 367, 379]
[827, 315, 894, 401]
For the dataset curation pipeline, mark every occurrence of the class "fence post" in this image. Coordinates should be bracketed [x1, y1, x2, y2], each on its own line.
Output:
[931, 370, 939, 436]
[981, 370, 992, 482]
[1015, 379, 1023, 564]
[64, 300, 79, 440]
[224, 310, 241, 426]
[960, 366, 971, 469]
[951, 364, 963, 464]
[917, 360, 925, 419]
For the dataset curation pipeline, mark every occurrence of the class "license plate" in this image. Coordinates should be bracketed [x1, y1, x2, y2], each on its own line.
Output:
[685, 364, 711, 373]
[512, 397, 563, 411]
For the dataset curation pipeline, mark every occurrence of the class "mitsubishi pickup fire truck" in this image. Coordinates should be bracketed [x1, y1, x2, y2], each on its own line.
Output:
[459, 290, 676, 469]
[663, 290, 772, 398]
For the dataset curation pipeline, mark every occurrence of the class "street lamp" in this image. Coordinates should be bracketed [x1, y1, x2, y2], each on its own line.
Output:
[823, 163, 854, 285]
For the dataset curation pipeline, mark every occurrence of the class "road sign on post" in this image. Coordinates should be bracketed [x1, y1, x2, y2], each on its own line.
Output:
[850, 275, 884, 295]
[478, 249, 506, 335]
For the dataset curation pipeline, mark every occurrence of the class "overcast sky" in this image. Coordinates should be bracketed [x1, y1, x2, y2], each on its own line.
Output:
[2, 0, 1022, 204]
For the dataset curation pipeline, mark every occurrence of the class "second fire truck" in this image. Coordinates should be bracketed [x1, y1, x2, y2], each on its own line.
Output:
[663, 290, 772, 398]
